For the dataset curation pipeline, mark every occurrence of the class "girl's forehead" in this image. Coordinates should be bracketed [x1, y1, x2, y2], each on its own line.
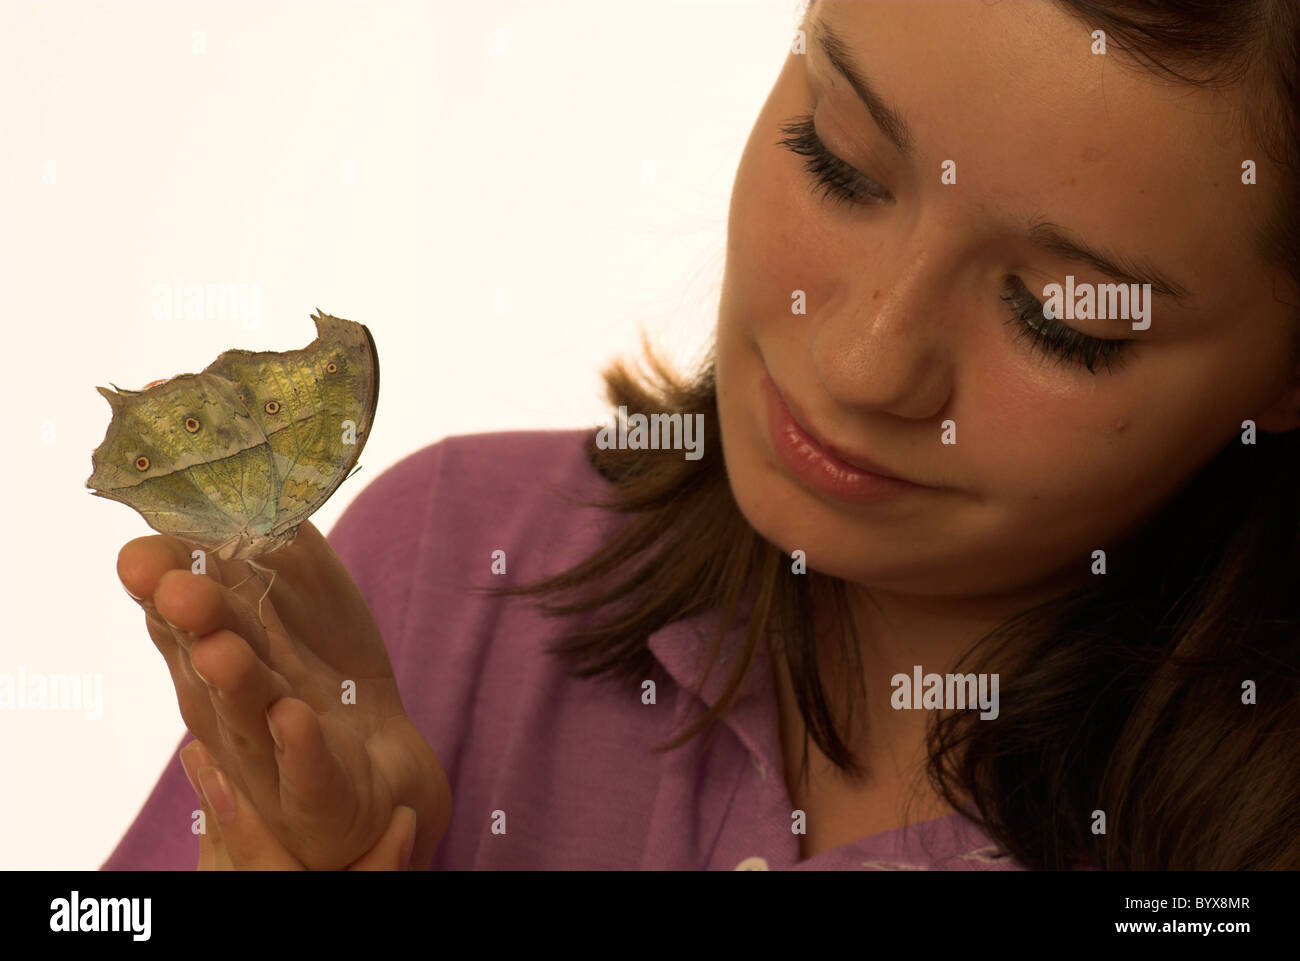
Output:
[805, 1, 1281, 313]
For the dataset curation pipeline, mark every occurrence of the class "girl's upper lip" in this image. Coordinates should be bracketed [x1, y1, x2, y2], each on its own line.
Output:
[767, 374, 921, 485]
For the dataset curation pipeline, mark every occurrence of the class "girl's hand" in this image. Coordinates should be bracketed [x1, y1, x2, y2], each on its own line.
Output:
[180, 740, 418, 869]
[117, 520, 452, 870]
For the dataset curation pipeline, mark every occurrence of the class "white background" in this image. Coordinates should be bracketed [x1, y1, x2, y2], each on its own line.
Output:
[0, 0, 803, 868]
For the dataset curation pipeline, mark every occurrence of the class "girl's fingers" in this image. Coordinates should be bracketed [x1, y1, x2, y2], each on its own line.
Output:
[180, 741, 224, 870]
[180, 740, 415, 872]
[131, 546, 301, 824]
[266, 697, 354, 822]
[189, 629, 295, 804]
[123, 536, 283, 763]
[145, 612, 213, 729]
[197, 828, 215, 870]
[155, 567, 274, 663]
[118, 536, 196, 663]
[190, 630, 295, 744]
[350, 806, 417, 871]
[118, 535, 192, 603]
[183, 741, 304, 870]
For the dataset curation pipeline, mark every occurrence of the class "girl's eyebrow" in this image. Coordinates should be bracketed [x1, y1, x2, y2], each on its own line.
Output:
[813, 13, 1193, 306]
[1028, 220, 1190, 302]
[812, 14, 914, 159]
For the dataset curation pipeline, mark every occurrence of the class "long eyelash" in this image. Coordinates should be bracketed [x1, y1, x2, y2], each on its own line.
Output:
[1000, 277, 1130, 375]
[776, 113, 889, 209]
[776, 115, 1128, 376]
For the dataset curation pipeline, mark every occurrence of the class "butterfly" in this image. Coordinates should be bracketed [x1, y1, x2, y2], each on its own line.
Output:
[87, 309, 379, 626]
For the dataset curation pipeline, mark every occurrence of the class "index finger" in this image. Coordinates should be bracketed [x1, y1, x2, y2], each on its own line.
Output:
[117, 535, 196, 608]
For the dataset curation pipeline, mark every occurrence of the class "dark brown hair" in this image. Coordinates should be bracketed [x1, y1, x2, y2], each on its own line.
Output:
[487, 0, 1300, 869]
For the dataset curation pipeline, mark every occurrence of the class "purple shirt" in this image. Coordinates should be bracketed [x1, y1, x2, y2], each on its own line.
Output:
[101, 429, 1019, 870]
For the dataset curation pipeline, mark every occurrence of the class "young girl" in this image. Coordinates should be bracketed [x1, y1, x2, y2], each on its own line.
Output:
[102, 0, 1300, 870]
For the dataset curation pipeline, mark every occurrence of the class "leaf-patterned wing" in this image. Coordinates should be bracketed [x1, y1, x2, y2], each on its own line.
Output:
[86, 373, 277, 550]
[200, 310, 379, 548]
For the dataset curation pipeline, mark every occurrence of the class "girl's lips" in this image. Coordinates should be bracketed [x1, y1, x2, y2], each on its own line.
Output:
[762, 372, 926, 503]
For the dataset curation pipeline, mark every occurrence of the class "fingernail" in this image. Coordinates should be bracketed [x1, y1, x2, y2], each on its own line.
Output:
[123, 583, 146, 602]
[190, 740, 216, 767]
[197, 766, 236, 825]
[266, 709, 284, 751]
[179, 743, 202, 795]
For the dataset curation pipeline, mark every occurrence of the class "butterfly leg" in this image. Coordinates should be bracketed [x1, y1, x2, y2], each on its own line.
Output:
[244, 559, 278, 629]
[207, 534, 261, 592]
[228, 568, 259, 593]
[227, 560, 277, 627]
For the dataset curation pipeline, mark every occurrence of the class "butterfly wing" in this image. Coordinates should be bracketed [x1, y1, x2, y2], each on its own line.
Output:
[200, 309, 379, 557]
[86, 373, 278, 551]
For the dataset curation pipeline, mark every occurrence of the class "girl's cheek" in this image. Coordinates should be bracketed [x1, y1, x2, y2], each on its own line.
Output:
[730, 71, 828, 264]
[731, 163, 839, 340]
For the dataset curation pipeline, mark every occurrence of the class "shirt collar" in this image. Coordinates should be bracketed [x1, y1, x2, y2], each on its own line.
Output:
[646, 603, 785, 784]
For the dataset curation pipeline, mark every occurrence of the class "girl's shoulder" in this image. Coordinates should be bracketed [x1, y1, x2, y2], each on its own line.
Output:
[324, 426, 615, 657]
[331, 428, 604, 541]
[329, 427, 606, 553]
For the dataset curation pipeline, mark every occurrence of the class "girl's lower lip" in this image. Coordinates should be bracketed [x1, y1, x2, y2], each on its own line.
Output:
[762, 373, 923, 504]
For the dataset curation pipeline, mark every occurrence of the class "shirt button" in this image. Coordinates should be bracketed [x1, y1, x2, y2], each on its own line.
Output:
[735, 856, 770, 871]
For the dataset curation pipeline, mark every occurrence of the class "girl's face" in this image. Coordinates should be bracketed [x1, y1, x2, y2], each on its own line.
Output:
[716, 0, 1300, 605]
